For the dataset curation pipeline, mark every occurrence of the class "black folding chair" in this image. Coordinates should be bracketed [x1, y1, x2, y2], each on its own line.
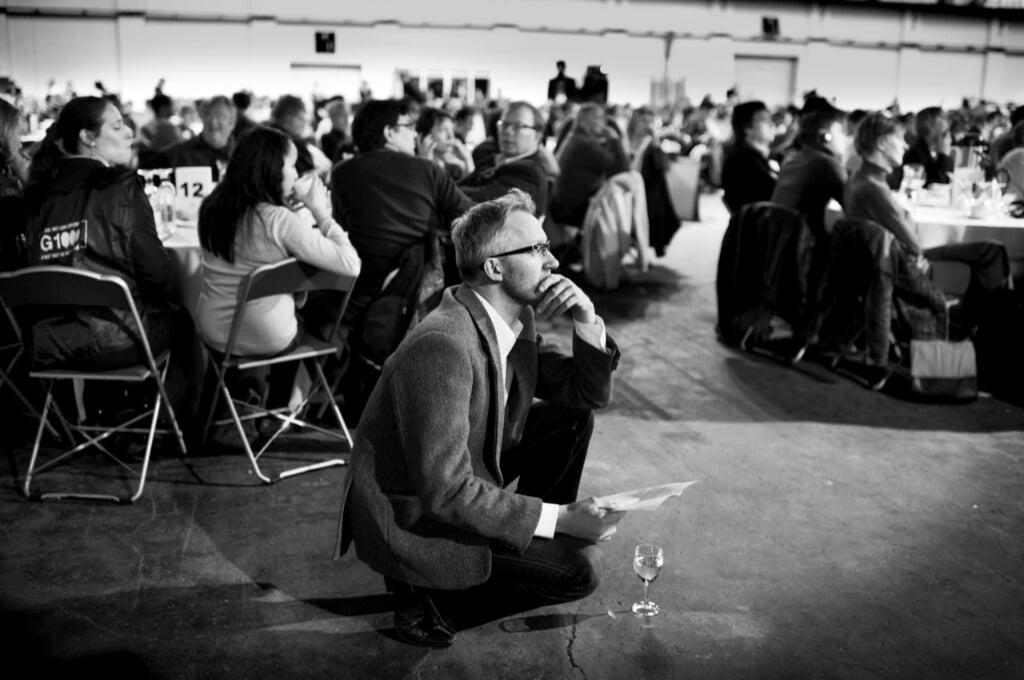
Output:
[0, 266, 188, 503]
[199, 258, 356, 484]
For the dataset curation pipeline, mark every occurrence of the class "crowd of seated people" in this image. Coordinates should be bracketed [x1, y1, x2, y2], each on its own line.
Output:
[140, 95, 236, 181]
[717, 90, 1017, 397]
[1, 74, 1021, 441]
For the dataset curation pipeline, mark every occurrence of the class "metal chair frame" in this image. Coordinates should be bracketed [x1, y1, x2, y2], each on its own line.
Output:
[0, 311, 59, 437]
[199, 258, 356, 484]
[0, 266, 188, 503]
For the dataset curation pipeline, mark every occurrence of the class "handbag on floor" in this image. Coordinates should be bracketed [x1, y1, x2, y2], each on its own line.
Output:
[907, 339, 978, 401]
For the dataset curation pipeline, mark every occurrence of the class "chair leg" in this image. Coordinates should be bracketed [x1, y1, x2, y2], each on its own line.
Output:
[199, 366, 228, 449]
[23, 381, 56, 499]
[153, 355, 188, 457]
[127, 381, 163, 504]
[1, 347, 61, 440]
[221, 382, 274, 484]
[312, 358, 353, 450]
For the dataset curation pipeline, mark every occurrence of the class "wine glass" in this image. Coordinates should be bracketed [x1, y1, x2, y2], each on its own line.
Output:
[632, 543, 664, 616]
[903, 163, 925, 203]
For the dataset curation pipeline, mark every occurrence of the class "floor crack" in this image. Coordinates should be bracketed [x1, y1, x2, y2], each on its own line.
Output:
[566, 601, 586, 679]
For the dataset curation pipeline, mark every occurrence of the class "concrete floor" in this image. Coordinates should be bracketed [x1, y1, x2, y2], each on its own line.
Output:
[1, 193, 1022, 680]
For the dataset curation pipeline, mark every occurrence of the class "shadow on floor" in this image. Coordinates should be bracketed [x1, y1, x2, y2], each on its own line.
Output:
[720, 352, 1024, 433]
[0, 584, 435, 679]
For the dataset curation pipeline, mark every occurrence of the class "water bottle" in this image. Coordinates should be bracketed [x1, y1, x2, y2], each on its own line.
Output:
[157, 181, 176, 227]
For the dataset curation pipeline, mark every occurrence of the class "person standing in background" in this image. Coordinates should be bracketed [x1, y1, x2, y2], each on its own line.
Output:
[547, 61, 578, 104]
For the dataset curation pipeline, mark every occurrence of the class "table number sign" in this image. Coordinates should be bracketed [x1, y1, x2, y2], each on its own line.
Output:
[174, 166, 214, 222]
[175, 166, 214, 201]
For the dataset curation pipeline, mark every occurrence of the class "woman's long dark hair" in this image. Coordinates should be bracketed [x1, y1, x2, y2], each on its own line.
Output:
[198, 126, 292, 263]
[27, 96, 108, 189]
[0, 98, 22, 166]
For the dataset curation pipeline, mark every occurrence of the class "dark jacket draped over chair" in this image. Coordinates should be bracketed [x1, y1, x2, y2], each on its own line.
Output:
[715, 202, 813, 346]
[814, 217, 948, 365]
[637, 142, 681, 257]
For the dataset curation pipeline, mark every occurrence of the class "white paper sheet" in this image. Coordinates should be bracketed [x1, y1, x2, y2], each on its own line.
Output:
[594, 481, 698, 512]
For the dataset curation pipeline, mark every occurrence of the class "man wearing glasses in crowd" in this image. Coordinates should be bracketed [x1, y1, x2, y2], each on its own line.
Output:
[459, 101, 559, 216]
[336, 189, 624, 647]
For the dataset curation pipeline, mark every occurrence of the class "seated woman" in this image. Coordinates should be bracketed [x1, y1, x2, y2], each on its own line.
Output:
[196, 126, 361, 436]
[415, 107, 475, 181]
[846, 112, 1007, 336]
[1, 98, 30, 270]
[23, 96, 181, 371]
[197, 125, 361, 357]
[21, 96, 193, 425]
[901, 106, 954, 188]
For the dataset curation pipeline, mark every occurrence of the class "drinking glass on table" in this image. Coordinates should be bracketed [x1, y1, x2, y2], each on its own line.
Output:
[632, 543, 665, 617]
[903, 163, 925, 203]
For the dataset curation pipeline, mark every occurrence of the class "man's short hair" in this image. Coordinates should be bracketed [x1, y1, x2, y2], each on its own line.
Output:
[148, 93, 172, 115]
[796, 108, 846, 149]
[452, 189, 537, 281]
[576, 103, 604, 133]
[351, 98, 413, 152]
[730, 100, 767, 141]
[1010, 120, 1024, 149]
[199, 95, 234, 119]
[271, 95, 306, 123]
[454, 106, 477, 126]
[232, 90, 252, 111]
[854, 111, 901, 157]
[556, 60, 566, 70]
[503, 100, 544, 130]
[1010, 105, 1024, 128]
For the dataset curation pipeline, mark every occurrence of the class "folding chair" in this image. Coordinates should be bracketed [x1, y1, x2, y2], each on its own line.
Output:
[0, 266, 188, 503]
[199, 258, 356, 484]
[716, 202, 811, 364]
[0, 310, 57, 436]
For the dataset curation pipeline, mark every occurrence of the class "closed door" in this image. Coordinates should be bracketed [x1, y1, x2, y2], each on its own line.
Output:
[733, 56, 796, 107]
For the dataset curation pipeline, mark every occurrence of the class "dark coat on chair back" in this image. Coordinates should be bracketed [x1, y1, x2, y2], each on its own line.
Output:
[817, 217, 949, 366]
[817, 217, 897, 365]
[638, 142, 681, 257]
[715, 202, 811, 346]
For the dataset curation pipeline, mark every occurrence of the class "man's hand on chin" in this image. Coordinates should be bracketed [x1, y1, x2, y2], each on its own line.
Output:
[534, 274, 596, 324]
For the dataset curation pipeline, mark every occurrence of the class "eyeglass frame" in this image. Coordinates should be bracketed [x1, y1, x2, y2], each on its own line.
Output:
[498, 119, 541, 133]
[478, 240, 551, 270]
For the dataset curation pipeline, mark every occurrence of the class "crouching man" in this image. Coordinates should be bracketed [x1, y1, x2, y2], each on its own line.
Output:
[336, 189, 623, 646]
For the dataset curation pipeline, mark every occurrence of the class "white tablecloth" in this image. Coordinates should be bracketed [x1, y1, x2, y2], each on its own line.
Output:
[913, 204, 1024, 275]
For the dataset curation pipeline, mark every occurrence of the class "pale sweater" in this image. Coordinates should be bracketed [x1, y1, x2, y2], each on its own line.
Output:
[197, 203, 361, 355]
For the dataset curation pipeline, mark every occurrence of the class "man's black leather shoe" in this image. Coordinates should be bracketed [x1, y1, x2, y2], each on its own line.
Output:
[389, 580, 457, 648]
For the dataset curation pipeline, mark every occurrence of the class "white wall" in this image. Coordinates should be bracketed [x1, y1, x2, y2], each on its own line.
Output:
[3, 0, 1022, 112]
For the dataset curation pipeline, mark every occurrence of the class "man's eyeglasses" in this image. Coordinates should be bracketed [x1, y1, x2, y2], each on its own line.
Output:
[392, 121, 416, 129]
[479, 241, 551, 268]
[499, 120, 540, 132]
